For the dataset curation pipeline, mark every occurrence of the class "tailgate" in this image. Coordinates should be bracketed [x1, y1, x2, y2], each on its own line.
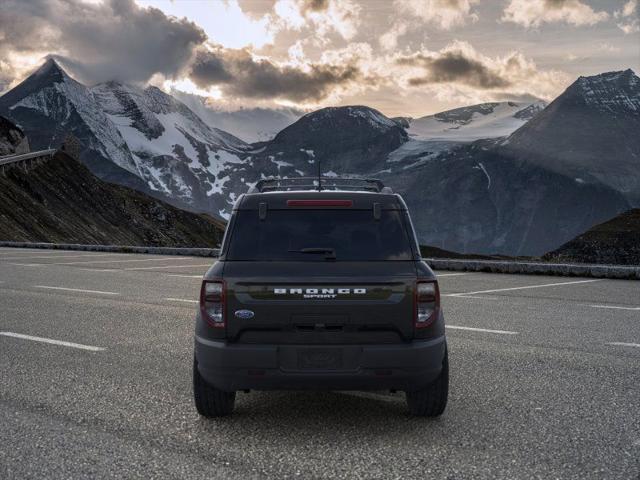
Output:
[223, 261, 417, 344]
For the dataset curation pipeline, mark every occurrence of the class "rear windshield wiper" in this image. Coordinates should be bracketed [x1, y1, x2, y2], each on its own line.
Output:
[288, 247, 337, 260]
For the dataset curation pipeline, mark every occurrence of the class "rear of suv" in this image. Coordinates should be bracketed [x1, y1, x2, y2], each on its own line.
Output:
[193, 178, 448, 417]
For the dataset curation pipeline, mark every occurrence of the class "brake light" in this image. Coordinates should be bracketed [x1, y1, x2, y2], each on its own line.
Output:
[287, 199, 353, 207]
[200, 280, 225, 328]
[415, 280, 439, 328]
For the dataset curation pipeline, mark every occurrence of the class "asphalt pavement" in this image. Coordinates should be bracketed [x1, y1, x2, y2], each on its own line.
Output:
[0, 247, 639, 479]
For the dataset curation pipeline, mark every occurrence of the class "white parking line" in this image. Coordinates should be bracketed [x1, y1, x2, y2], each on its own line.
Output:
[436, 273, 470, 277]
[79, 268, 119, 272]
[0, 253, 122, 261]
[448, 295, 499, 300]
[588, 305, 640, 311]
[14, 257, 184, 266]
[606, 342, 640, 348]
[125, 264, 211, 271]
[165, 298, 199, 304]
[0, 249, 50, 255]
[165, 274, 203, 279]
[445, 279, 601, 297]
[34, 285, 119, 295]
[0, 332, 105, 352]
[446, 325, 518, 335]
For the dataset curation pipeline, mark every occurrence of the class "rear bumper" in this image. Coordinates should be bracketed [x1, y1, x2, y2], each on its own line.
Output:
[194, 335, 446, 392]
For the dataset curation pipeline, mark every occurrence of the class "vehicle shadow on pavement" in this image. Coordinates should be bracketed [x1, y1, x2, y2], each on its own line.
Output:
[195, 390, 447, 434]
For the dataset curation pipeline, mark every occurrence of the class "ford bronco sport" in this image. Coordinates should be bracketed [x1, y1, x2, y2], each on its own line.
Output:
[193, 178, 448, 417]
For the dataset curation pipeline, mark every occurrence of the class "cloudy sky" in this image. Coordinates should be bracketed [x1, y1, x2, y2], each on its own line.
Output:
[1, 0, 638, 116]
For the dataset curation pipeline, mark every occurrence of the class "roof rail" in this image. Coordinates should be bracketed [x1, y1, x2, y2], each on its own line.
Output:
[248, 177, 392, 193]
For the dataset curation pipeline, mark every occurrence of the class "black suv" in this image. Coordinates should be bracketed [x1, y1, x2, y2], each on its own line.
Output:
[193, 178, 448, 417]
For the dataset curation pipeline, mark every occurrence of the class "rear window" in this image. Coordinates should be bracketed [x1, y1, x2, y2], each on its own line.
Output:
[226, 209, 415, 261]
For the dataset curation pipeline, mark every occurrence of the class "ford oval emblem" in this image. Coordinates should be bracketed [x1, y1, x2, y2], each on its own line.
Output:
[234, 309, 255, 319]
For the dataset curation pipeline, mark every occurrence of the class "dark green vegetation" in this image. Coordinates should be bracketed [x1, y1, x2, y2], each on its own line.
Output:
[544, 209, 640, 265]
[0, 150, 224, 247]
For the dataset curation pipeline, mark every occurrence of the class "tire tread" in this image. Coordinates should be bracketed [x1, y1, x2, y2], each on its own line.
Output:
[405, 348, 449, 417]
[193, 357, 236, 417]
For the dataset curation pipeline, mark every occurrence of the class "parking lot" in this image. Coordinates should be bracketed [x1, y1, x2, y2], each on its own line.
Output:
[0, 247, 639, 479]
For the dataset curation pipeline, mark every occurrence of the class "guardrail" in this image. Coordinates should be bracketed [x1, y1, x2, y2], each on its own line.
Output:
[0, 242, 638, 279]
[0, 241, 220, 257]
[424, 258, 640, 280]
[0, 149, 57, 171]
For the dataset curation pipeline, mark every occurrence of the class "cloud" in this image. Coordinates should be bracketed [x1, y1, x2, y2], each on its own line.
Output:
[189, 46, 362, 102]
[0, 0, 205, 85]
[300, 0, 330, 13]
[395, 0, 479, 30]
[379, 22, 409, 51]
[502, 0, 609, 27]
[614, 0, 639, 34]
[273, 0, 361, 40]
[398, 53, 510, 89]
[395, 41, 569, 102]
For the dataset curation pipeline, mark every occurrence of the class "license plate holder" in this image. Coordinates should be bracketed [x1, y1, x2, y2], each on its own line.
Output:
[297, 348, 343, 370]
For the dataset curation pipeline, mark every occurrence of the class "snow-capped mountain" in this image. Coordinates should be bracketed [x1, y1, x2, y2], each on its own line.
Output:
[1, 60, 637, 256]
[381, 70, 639, 255]
[90, 81, 252, 214]
[0, 59, 255, 217]
[0, 59, 137, 176]
[407, 101, 546, 142]
[252, 106, 408, 174]
[503, 69, 640, 203]
[172, 90, 302, 143]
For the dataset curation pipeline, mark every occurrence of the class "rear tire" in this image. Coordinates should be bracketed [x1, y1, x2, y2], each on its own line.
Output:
[405, 347, 449, 417]
[193, 357, 236, 417]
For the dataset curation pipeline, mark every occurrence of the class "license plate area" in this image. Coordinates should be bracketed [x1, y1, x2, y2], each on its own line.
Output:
[298, 349, 342, 370]
[279, 346, 361, 371]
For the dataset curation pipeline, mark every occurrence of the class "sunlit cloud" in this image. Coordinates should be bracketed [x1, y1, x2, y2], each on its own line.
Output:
[395, 41, 570, 103]
[188, 44, 364, 104]
[614, 0, 639, 34]
[272, 0, 360, 40]
[379, 22, 409, 51]
[135, 0, 275, 49]
[395, 0, 479, 30]
[502, 0, 609, 27]
[0, 0, 634, 115]
[161, 77, 223, 100]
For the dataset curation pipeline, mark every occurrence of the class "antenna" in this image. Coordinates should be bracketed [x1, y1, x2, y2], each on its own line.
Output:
[317, 157, 322, 191]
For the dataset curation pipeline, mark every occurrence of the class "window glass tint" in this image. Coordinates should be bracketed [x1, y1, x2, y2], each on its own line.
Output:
[227, 210, 414, 261]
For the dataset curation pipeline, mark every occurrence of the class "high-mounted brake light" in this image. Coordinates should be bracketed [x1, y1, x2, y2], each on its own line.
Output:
[415, 280, 439, 328]
[287, 199, 353, 207]
[200, 280, 225, 328]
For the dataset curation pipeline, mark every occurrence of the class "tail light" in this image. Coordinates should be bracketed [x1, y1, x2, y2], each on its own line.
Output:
[200, 280, 225, 328]
[415, 280, 439, 328]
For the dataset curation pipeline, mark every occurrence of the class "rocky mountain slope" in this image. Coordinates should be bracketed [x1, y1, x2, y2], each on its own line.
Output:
[543, 209, 640, 265]
[1, 60, 637, 256]
[0, 59, 155, 197]
[0, 116, 29, 156]
[381, 140, 630, 256]
[503, 69, 640, 204]
[0, 122, 224, 246]
[0, 59, 250, 218]
[253, 105, 408, 174]
[376, 70, 639, 255]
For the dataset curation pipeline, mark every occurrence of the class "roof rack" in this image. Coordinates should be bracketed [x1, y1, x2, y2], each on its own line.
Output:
[249, 177, 392, 193]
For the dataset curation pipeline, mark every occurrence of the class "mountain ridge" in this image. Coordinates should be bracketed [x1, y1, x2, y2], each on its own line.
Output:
[1, 60, 637, 256]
